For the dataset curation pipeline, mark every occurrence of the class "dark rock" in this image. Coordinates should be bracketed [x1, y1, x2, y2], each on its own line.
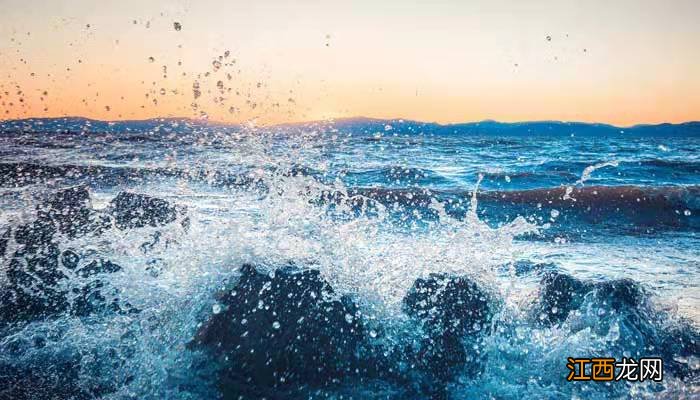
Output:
[535, 272, 649, 326]
[0, 227, 10, 257]
[0, 187, 169, 324]
[75, 259, 122, 278]
[534, 272, 700, 380]
[593, 278, 645, 311]
[12, 219, 56, 255]
[108, 191, 184, 229]
[0, 359, 91, 400]
[403, 273, 495, 382]
[35, 185, 94, 238]
[0, 244, 68, 323]
[10, 186, 98, 257]
[0, 253, 128, 323]
[192, 264, 366, 393]
[70, 279, 138, 317]
[660, 324, 700, 380]
[533, 271, 589, 325]
[404, 273, 494, 337]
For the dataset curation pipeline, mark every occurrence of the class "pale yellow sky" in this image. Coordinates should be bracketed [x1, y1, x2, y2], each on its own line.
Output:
[1, 0, 699, 125]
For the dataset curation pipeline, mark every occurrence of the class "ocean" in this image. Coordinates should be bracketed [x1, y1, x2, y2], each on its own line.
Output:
[0, 117, 698, 399]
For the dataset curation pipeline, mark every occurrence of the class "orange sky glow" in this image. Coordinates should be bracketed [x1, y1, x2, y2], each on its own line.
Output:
[1, 0, 699, 126]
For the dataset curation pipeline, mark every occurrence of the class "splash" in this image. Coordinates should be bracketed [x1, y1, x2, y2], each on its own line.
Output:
[563, 160, 619, 201]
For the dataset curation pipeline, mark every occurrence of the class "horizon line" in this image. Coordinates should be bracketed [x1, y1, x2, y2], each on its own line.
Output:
[2, 115, 700, 130]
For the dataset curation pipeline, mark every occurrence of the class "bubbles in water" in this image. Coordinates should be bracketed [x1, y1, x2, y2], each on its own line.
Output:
[173, 22, 182, 31]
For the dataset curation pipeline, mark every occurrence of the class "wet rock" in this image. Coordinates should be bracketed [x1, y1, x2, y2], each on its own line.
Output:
[0, 187, 189, 324]
[35, 185, 94, 238]
[0, 227, 10, 257]
[75, 259, 122, 278]
[534, 272, 700, 380]
[533, 271, 589, 325]
[404, 273, 494, 337]
[192, 264, 366, 393]
[593, 278, 645, 311]
[660, 324, 700, 380]
[10, 186, 98, 256]
[0, 188, 89, 323]
[0, 359, 91, 400]
[403, 273, 495, 382]
[534, 272, 647, 325]
[0, 252, 127, 323]
[1, 244, 68, 323]
[108, 191, 185, 229]
[70, 279, 138, 317]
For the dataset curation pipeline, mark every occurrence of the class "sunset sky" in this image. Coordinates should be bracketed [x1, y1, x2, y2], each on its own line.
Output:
[1, 0, 699, 126]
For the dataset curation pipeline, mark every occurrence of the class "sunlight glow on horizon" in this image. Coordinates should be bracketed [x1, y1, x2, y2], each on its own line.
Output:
[1, 0, 699, 126]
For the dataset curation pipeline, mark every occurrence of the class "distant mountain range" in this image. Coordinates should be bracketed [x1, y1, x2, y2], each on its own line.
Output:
[1, 116, 699, 137]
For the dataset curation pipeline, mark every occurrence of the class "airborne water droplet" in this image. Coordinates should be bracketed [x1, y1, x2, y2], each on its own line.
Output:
[272, 321, 281, 330]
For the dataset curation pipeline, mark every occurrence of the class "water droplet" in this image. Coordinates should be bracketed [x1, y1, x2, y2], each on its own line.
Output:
[212, 304, 221, 314]
[550, 209, 560, 218]
[546, 35, 552, 41]
[344, 313, 354, 324]
[684, 210, 692, 216]
[369, 330, 377, 338]
[173, 22, 182, 31]
[148, 56, 155, 63]
[272, 321, 281, 330]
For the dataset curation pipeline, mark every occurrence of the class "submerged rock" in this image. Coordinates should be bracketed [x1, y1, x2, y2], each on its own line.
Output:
[403, 273, 495, 383]
[404, 273, 494, 337]
[108, 191, 186, 230]
[192, 267, 499, 398]
[533, 271, 589, 325]
[192, 264, 366, 395]
[35, 185, 95, 238]
[0, 359, 90, 400]
[534, 271, 646, 326]
[0, 187, 183, 324]
[533, 271, 700, 380]
[0, 227, 10, 257]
